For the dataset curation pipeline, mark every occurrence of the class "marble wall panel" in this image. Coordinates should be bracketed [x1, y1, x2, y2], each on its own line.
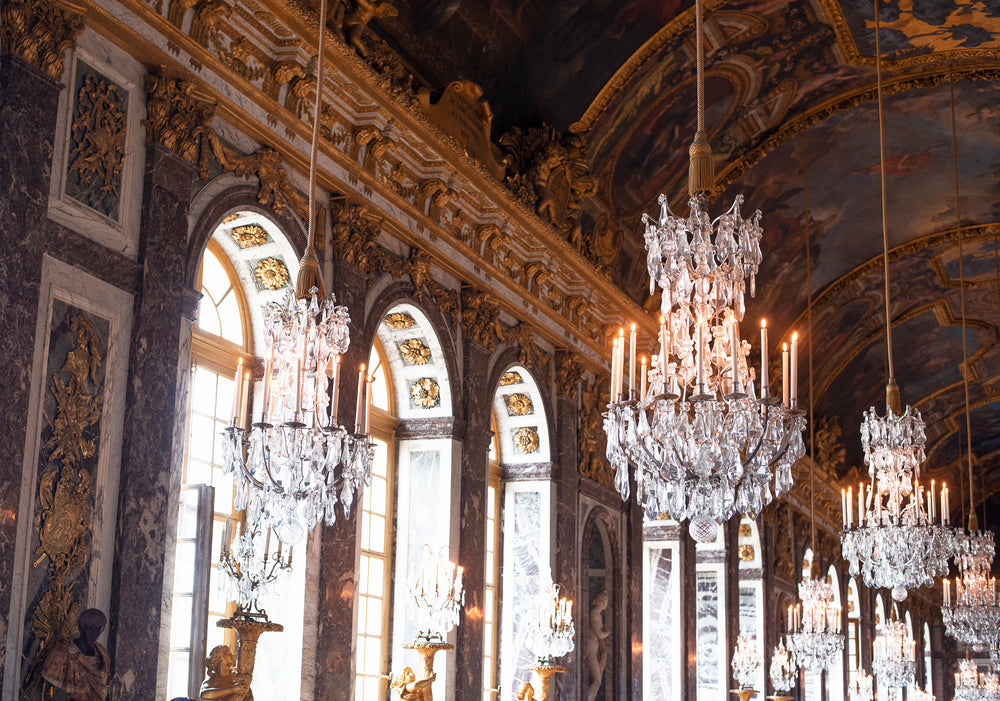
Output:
[644, 544, 678, 700]
[0, 56, 63, 695]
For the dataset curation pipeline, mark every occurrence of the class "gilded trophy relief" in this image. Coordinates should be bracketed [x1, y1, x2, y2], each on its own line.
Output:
[22, 305, 109, 699]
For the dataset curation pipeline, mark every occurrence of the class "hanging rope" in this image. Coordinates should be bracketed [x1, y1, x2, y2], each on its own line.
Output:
[687, 0, 715, 196]
[804, 133, 817, 559]
[296, 0, 329, 299]
[874, 0, 898, 412]
[951, 73, 976, 530]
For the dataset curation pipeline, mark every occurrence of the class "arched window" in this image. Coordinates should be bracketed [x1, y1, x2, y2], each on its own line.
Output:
[800, 549, 821, 701]
[482, 418, 501, 701]
[354, 339, 399, 701]
[168, 213, 304, 700]
[923, 622, 933, 693]
[643, 516, 681, 701]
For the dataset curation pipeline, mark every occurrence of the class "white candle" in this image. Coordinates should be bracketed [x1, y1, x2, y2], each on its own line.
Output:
[847, 486, 853, 529]
[944, 578, 950, 607]
[697, 319, 706, 390]
[930, 480, 936, 522]
[782, 343, 789, 406]
[659, 316, 668, 391]
[841, 489, 847, 529]
[858, 482, 864, 527]
[364, 373, 372, 435]
[262, 356, 273, 423]
[265, 526, 271, 559]
[618, 328, 626, 400]
[355, 363, 366, 432]
[295, 358, 303, 417]
[629, 323, 636, 398]
[790, 332, 798, 404]
[231, 357, 244, 424]
[942, 483, 949, 524]
[331, 355, 341, 426]
[640, 356, 648, 401]
[239, 371, 250, 430]
[610, 336, 620, 401]
[788, 605, 793, 630]
[760, 319, 768, 394]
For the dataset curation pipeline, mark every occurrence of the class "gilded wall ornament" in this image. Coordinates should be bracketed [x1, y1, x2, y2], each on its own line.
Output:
[504, 393, 534, 417]
[578, 379, 614, 489]
[739, 544, 755, 562]
[230, 224, 268, 248]
[499, 371, 523, 386]
[738, 523, 752, 537]
[555, 351, 583, 400]
[384, 311, 416, 330]
[0, 0, 84, 81]
[399, 338, 431, 365]
[512, 426, 540, 455]
[66, 68, 127, 218]
[409, 378, 441, 409]
[23, 313, 104, 698]
[254, 257, 289, 290]
[461, 286, 501, 351]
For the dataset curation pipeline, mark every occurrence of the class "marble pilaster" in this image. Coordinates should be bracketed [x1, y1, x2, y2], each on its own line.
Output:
[108, 144, 198, 700]
[313, 260, 367, 701]
[627, 498, 643, 700]
[0, 56, 63, 692]
[553, 390, 579, 701]
[453, 338, 491, 701]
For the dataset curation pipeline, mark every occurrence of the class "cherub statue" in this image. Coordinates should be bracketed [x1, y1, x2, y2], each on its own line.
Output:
[342, 0, 398, 57]
[587, 591, 610, 701]
[514, 681, 535, 700]
[200, 645, 253, 700]
[40, 608, 111, 701]
[391, 666, 435, 701]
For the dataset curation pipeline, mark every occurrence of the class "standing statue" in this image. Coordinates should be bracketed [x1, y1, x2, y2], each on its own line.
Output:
[200, 645, 253, 700]
[586, 591, 610, 701]
[40, 608, 111, 701]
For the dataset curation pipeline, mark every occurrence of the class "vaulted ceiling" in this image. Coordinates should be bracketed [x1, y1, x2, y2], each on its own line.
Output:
[353, 0, 1000, 512]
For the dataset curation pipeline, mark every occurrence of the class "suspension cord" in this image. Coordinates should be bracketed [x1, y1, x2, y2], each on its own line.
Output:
[804, 133, 816, 558]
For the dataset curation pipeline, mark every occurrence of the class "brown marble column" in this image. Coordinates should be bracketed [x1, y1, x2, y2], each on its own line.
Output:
[553, 353, 581, 701]
[453, 338, 491, 701]
[626, 495, 643, 700]
[108, 143, 198, 700]
[0, 55, 64, 691]
[313, 259, 368, 701]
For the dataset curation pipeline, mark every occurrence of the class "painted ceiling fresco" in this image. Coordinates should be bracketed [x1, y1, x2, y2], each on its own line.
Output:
[360, 0, 1000, 504]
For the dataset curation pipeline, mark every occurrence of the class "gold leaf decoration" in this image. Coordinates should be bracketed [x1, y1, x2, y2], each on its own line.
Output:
[738, 523, 752, 537]
[230, 224, 268, 248]
[738, 544, 755, 562]
[399, 338, 431, 365]
[499, 371, 523, 386]
[254, 257, 289, 290]
[409, 378, 441, 409]
[23, 314, 103, 698]
[504, 393, 534, 416]
[513, 426, 540, 454]
[67, 71, 127, 217]
[384, 312, 416, 330]
[221, 214, 240, 224]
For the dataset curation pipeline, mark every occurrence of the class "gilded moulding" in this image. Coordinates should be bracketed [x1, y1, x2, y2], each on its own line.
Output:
[504, 393, 534, 417]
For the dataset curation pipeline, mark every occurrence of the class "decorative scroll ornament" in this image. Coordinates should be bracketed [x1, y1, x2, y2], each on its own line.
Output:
[254, 257, 290, 290]
[399, 338, 431, 365]
[410, 378, 441, 409]
[68, 72, 127, 204]
[499, 370, 524, 386]
[230, 224, 268, 248]
[505, 393, 534, 416]
[23, 315, 103, 698]
[513, 426, 540, 454]
[0, 0, 84, 81]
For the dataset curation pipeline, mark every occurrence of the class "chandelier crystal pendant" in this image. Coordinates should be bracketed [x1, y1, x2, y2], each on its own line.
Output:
[872, 619, 916, 691]
[850, 670, 875, 701]
[602, 0, 804, 543]
[787, 576, 844, 671]
[220, 0, 374, 545]
[839, 0, 956, 599]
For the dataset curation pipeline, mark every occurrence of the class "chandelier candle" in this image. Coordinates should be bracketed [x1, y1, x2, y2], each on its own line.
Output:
[760, 320, 768, 394]
[231, 356, 244, 425]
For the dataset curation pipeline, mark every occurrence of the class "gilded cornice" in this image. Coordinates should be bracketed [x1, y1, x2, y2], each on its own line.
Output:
[79, 0, 652, 368]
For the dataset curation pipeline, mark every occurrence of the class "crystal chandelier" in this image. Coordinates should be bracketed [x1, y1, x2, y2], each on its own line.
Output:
[787, 576, 844, 671]
[872, 619, 916, 690]
[954, 658, 1000, 701]
[411, 545, 464, 642]
[850, 670, 875, 701]
[525, 577, 575, 665]
[219, 520, 292, 618]
[768, 638, 797, 697]
[221, 0, 373, 545]
[911, 686, 936, 701]
[732, 633, 761, 690]
[944, 530, 1000, 649]
[839, 0, 956, 599]
[603, 0, 804, 543]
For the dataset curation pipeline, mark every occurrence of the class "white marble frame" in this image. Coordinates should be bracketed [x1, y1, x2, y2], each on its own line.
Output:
[490, 364, 550, 464]
[48, 28, 146, 259]
[642, 538, 682, 701]
[3, 255, 133, 698]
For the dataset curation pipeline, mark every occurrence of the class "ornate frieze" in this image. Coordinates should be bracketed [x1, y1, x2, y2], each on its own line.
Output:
[0, 0, 84, 81]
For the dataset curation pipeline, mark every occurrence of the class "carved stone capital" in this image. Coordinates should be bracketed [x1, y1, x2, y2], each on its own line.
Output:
[142, 66, 216, 163]
[1, 0, 84, 81]
[460, 285, 501, 352]
[555, 350, 584, 399]
[329, 198, 381, 271]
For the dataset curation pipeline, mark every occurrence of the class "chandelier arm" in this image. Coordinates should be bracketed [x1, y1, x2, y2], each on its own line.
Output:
[228, 427, 269, 491]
